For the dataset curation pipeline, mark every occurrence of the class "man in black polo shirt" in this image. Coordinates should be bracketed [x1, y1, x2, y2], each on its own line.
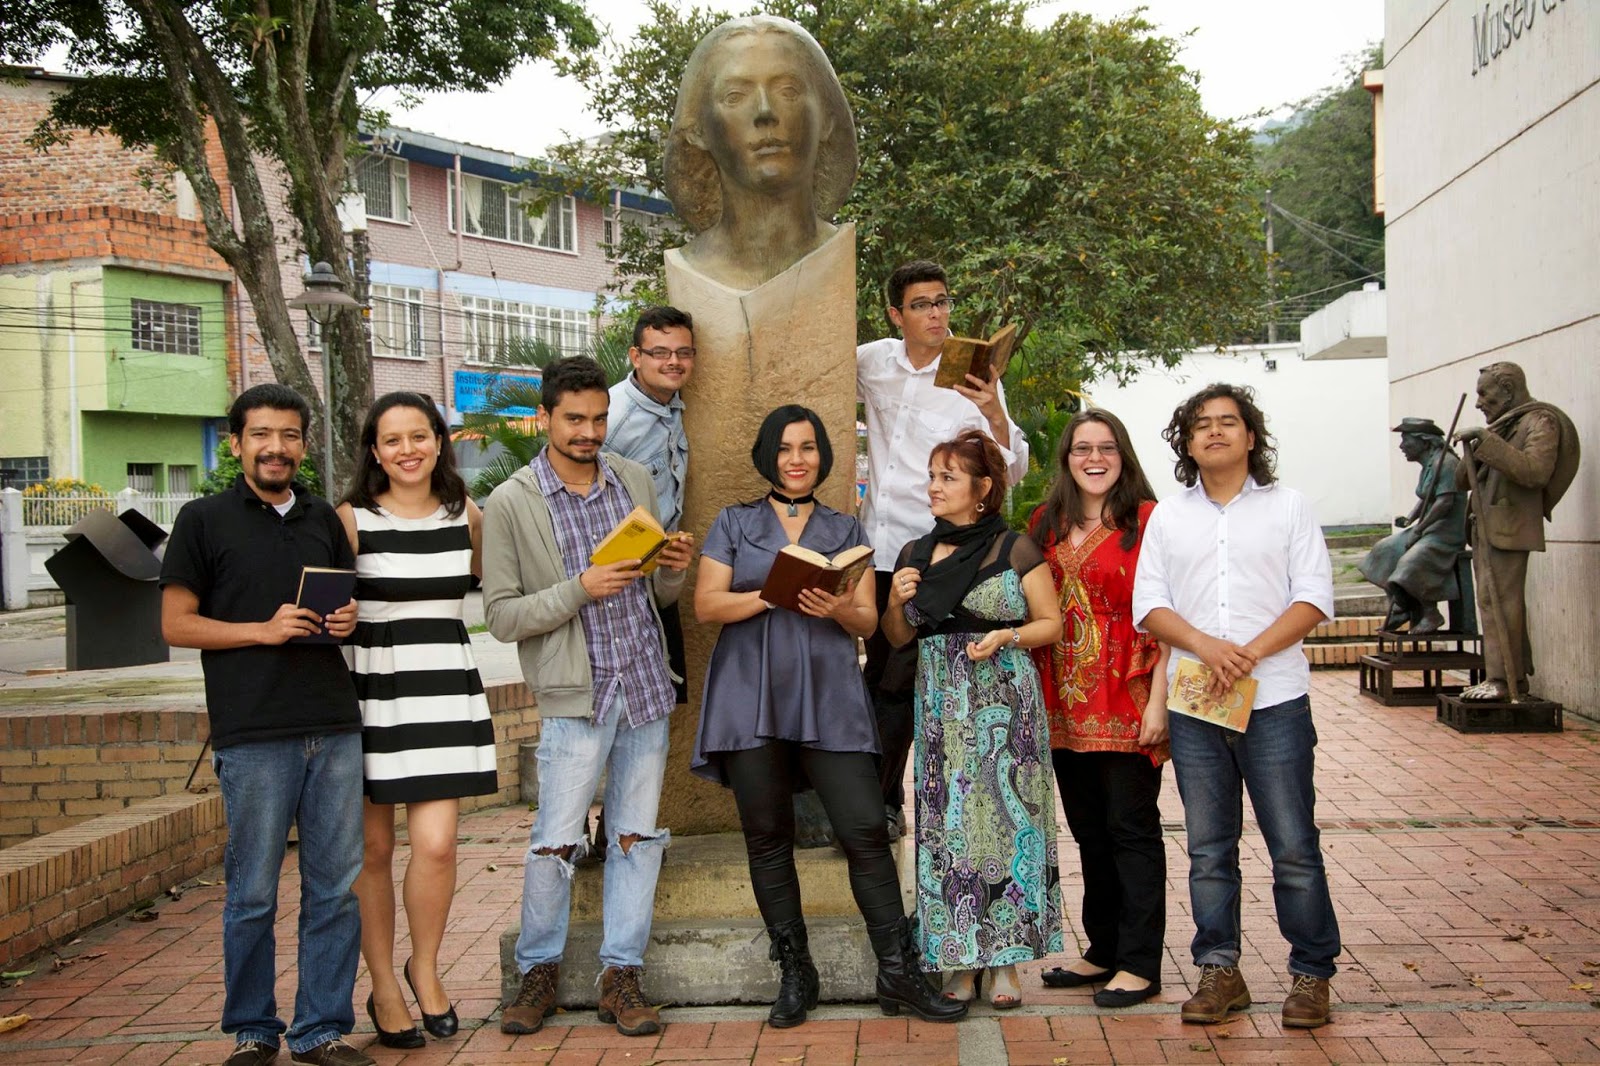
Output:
[161, 384, 373, 1066]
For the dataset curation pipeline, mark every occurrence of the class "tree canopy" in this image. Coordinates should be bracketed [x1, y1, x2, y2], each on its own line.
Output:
[1, 0, 597, 487]
[553, 0, 1268, 394]
[1256, 46, 1385, 340]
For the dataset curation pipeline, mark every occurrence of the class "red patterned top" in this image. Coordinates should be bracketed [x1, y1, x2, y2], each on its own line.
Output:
[1029, 500, 1168, 764]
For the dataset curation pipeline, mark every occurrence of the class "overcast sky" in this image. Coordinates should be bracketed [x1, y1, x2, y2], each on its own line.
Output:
[376, 0, 1384, 158]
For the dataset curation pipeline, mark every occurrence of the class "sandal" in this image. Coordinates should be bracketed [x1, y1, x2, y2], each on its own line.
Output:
[940, 969, 980, 1002]
[988, 965, 1022, 1010]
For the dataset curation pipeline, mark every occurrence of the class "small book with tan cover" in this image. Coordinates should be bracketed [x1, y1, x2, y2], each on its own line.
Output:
[934, 322, 1019, 390]
[760, 544, 874, 613]
[1166, 657, 1257, 732]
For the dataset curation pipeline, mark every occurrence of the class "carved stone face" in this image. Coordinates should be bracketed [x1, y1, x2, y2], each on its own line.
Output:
[694, 30, 824, 198]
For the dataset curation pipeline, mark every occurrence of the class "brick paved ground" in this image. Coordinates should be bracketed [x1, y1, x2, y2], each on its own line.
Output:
[3, 670, 1599, 1064]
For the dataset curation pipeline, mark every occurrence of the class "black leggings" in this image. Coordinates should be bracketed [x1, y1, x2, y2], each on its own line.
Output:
[724, 743, 904, 930]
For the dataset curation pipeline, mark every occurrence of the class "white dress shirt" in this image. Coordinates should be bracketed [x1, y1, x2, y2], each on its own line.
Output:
[1132, 477, 1335, 708]
[856, 337, 1029, 570]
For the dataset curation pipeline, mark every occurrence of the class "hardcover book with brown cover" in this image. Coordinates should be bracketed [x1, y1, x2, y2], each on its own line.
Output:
[934, 322, 1019, 390]
[760, 544, 874, 613]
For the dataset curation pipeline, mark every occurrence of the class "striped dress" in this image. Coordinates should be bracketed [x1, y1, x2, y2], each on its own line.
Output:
[345, 505, 497, 803]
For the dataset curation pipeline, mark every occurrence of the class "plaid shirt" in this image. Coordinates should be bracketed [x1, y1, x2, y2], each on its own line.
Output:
[532, 450, 675, 727]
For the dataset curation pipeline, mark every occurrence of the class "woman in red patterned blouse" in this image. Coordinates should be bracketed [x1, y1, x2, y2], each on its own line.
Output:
[1029, 409, 1171, 1009]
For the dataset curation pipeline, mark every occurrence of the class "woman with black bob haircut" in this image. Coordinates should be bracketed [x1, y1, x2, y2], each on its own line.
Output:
[692, 404, 966, 1028]
[1162, 382, 1278, 488]
[337, 392, 494, 1047]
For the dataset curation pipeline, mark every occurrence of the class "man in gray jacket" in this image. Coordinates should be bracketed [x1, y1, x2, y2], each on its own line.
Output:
[483, 357, 693, 1038]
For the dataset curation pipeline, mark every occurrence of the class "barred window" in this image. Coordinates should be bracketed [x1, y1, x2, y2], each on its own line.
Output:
[460, 296, 590, 365]
[355, 154, 410, 222]
[449, 171, 576, 252]
[603, 204, 669, 261]
[370, 284, 426, 359]
[131, 299, 202, 356]
[0, 455, 49, 489]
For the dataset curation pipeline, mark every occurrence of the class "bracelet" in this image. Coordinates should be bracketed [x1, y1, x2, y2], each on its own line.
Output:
[1009, 627, 1022, 647]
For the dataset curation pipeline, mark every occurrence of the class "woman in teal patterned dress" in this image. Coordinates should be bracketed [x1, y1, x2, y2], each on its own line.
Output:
[882, 430, 1065, 1009]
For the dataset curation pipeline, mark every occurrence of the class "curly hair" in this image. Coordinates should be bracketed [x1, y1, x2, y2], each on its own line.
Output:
[928, 429, 1008, 516]
[1162, 383, 1277, 488]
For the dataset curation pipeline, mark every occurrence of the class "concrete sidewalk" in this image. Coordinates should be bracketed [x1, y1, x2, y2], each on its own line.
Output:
[2, 670, 1598, 1064]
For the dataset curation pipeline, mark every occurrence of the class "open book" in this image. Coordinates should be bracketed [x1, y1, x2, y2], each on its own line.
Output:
[1166, 657, 1257, 732]
[934, 322, 1019, 390]
[293, 566, 357, 644]
[760, 544, 874, 614]
[589, 505, 684, 575]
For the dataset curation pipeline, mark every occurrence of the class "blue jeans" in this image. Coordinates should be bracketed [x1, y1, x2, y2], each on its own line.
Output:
[213, 732, 364, 1053]
[514, 701, 671, 974]
[1169, 695, 1341, 980]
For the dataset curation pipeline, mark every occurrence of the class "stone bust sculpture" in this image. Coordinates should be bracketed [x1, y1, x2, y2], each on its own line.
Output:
[663, 15, 858, 291]
[1451, 361, 1581, 700]
[1358, 417, 1468, 634]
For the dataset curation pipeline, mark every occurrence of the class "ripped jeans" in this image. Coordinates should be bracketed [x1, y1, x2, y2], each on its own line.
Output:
[514, 700, 670, 974]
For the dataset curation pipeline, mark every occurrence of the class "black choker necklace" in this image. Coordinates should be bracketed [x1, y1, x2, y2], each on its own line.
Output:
[768, 489, 815, 517]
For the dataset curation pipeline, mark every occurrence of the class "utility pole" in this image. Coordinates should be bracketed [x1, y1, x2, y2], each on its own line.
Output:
[1265, 188, 1278, 344]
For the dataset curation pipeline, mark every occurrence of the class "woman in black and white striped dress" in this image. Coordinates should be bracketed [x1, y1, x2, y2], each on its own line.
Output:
[337, 392, 495, 1048]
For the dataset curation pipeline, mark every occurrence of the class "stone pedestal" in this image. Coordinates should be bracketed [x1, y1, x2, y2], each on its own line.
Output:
[498, 829, 909, 1007]
[659, 225, 859, 834]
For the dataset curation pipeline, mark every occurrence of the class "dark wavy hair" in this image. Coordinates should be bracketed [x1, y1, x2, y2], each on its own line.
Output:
[632, 306, 694, 348]
[928, 429, 1007, 516]
[1162, 382, 1277, 488]
[341, 392, 467, 518]
[751, 404, 833, 487]
[228, 382, 310, 436]
[540, 356, 610, 412]
[885, 259, 948, 312]
[1030, 409, 1156, 552]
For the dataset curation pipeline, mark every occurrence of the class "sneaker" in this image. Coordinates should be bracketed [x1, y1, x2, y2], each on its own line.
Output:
[288, 1039, 374, 1066]
[223, 1042, 278, 1066]
[501, 961, 560, 1034]
[1281, 973, 1332, 1028]
[597, 964, 661, 1036]
[1180, 964, 1252, 1024]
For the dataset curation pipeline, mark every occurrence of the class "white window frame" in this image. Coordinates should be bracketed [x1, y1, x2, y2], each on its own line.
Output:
[130, 298, 203, 356]
[603, 202, 666, 262]
[448, 171, 577, 253]
[460, 296, 591, 365]
[369, 284, 426, 360]
[355, 154, 410, 223]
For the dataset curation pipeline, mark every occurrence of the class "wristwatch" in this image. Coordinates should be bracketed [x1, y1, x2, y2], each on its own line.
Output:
[1009, 627, 1022, 647]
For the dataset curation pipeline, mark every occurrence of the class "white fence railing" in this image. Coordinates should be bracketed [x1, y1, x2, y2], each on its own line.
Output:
[18, 490, 198, 528]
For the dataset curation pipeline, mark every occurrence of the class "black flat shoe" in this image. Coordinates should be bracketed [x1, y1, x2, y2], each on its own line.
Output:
[1041, 966, 1110, 988]
[366, 993, 425, 1049]
[1093, 982, 1161, 1008]
[404, 957, 460, 1038]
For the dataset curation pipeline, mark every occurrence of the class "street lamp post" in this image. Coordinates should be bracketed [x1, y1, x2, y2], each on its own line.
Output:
[287, 261, 361, 487]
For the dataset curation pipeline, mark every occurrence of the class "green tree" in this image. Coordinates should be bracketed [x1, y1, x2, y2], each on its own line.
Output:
[2, 0, 597, 490]
[1257, 46, 1385, 340]
[551, 0, 1267, 385]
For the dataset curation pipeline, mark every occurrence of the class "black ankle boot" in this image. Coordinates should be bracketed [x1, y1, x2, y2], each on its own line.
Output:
[866, 916, 967, 1022]
[767, 919, 820, 1028]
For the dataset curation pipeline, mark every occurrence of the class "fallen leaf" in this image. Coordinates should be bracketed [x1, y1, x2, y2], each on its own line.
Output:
[1189, 1043, 1213, 1053]
[1430, 983, 1457, 989]
[0, 970, 34, 979]
[778, 1058, 805, 1063]
[1054, 1058, 1073, 1065]
[1502, 934, 1525, 942]
[1403, 961, 1420, 971]
[0, 1014, 28, 1034]
[129, 910, 157, 923]
[196, 878, 217, 886]
[1572, 982, 1595, 991]
[487, 863, 499, 872]
[165, 886, 183, 900]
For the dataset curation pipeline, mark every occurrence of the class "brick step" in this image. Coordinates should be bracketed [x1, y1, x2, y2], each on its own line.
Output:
[1306, 641, 1379, 668]
[1307, 616, 1385, 643]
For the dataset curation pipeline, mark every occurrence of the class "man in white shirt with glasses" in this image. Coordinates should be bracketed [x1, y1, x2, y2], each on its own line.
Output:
[856, 259, 1029, 836]
[1131, 383, 1340, 1031]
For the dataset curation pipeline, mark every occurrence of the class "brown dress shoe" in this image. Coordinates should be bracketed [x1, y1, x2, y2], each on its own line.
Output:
[1180, 964, 1252, 1023]
[501, 961, 560, 1034]
[287, 1039, 374, 1066]
[223, 1041, 278, 1066]
[1281, 973, 1332, 1028]
[598, 964, 661, 1036]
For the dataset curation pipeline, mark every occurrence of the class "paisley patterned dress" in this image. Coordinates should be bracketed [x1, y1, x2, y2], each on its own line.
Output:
[905, 531, 1064, 971]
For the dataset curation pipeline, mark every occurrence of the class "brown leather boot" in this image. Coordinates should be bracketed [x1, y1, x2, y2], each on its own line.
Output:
[1180, 964, 1252, 1023]
[598, 964, 661, 1036]
[1281, 973, 1332, 1028]
[500, 962, 559, 1034]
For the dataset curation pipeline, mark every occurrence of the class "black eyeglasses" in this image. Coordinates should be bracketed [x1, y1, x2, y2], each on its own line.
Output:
[637, 347, 697, 362]
[896, 296, 958, 315]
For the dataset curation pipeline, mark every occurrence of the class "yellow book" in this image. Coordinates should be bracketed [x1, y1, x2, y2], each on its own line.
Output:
[589, 505, 682, 575]
[1166, 657, 1257, 732]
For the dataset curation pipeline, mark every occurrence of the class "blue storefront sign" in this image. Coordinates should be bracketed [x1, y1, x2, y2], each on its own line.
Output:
[454, 368, 541, 416]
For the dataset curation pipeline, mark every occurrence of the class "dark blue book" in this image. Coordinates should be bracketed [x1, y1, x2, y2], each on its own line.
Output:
[292, 566, 357, 644]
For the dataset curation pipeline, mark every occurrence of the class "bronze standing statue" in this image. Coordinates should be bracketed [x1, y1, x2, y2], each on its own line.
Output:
[1451, 362, 1581, 701]
[1359, 418, 1469, 634]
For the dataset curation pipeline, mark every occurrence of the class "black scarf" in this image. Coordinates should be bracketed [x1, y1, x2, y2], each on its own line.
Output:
[906, 513, 1008, 624]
